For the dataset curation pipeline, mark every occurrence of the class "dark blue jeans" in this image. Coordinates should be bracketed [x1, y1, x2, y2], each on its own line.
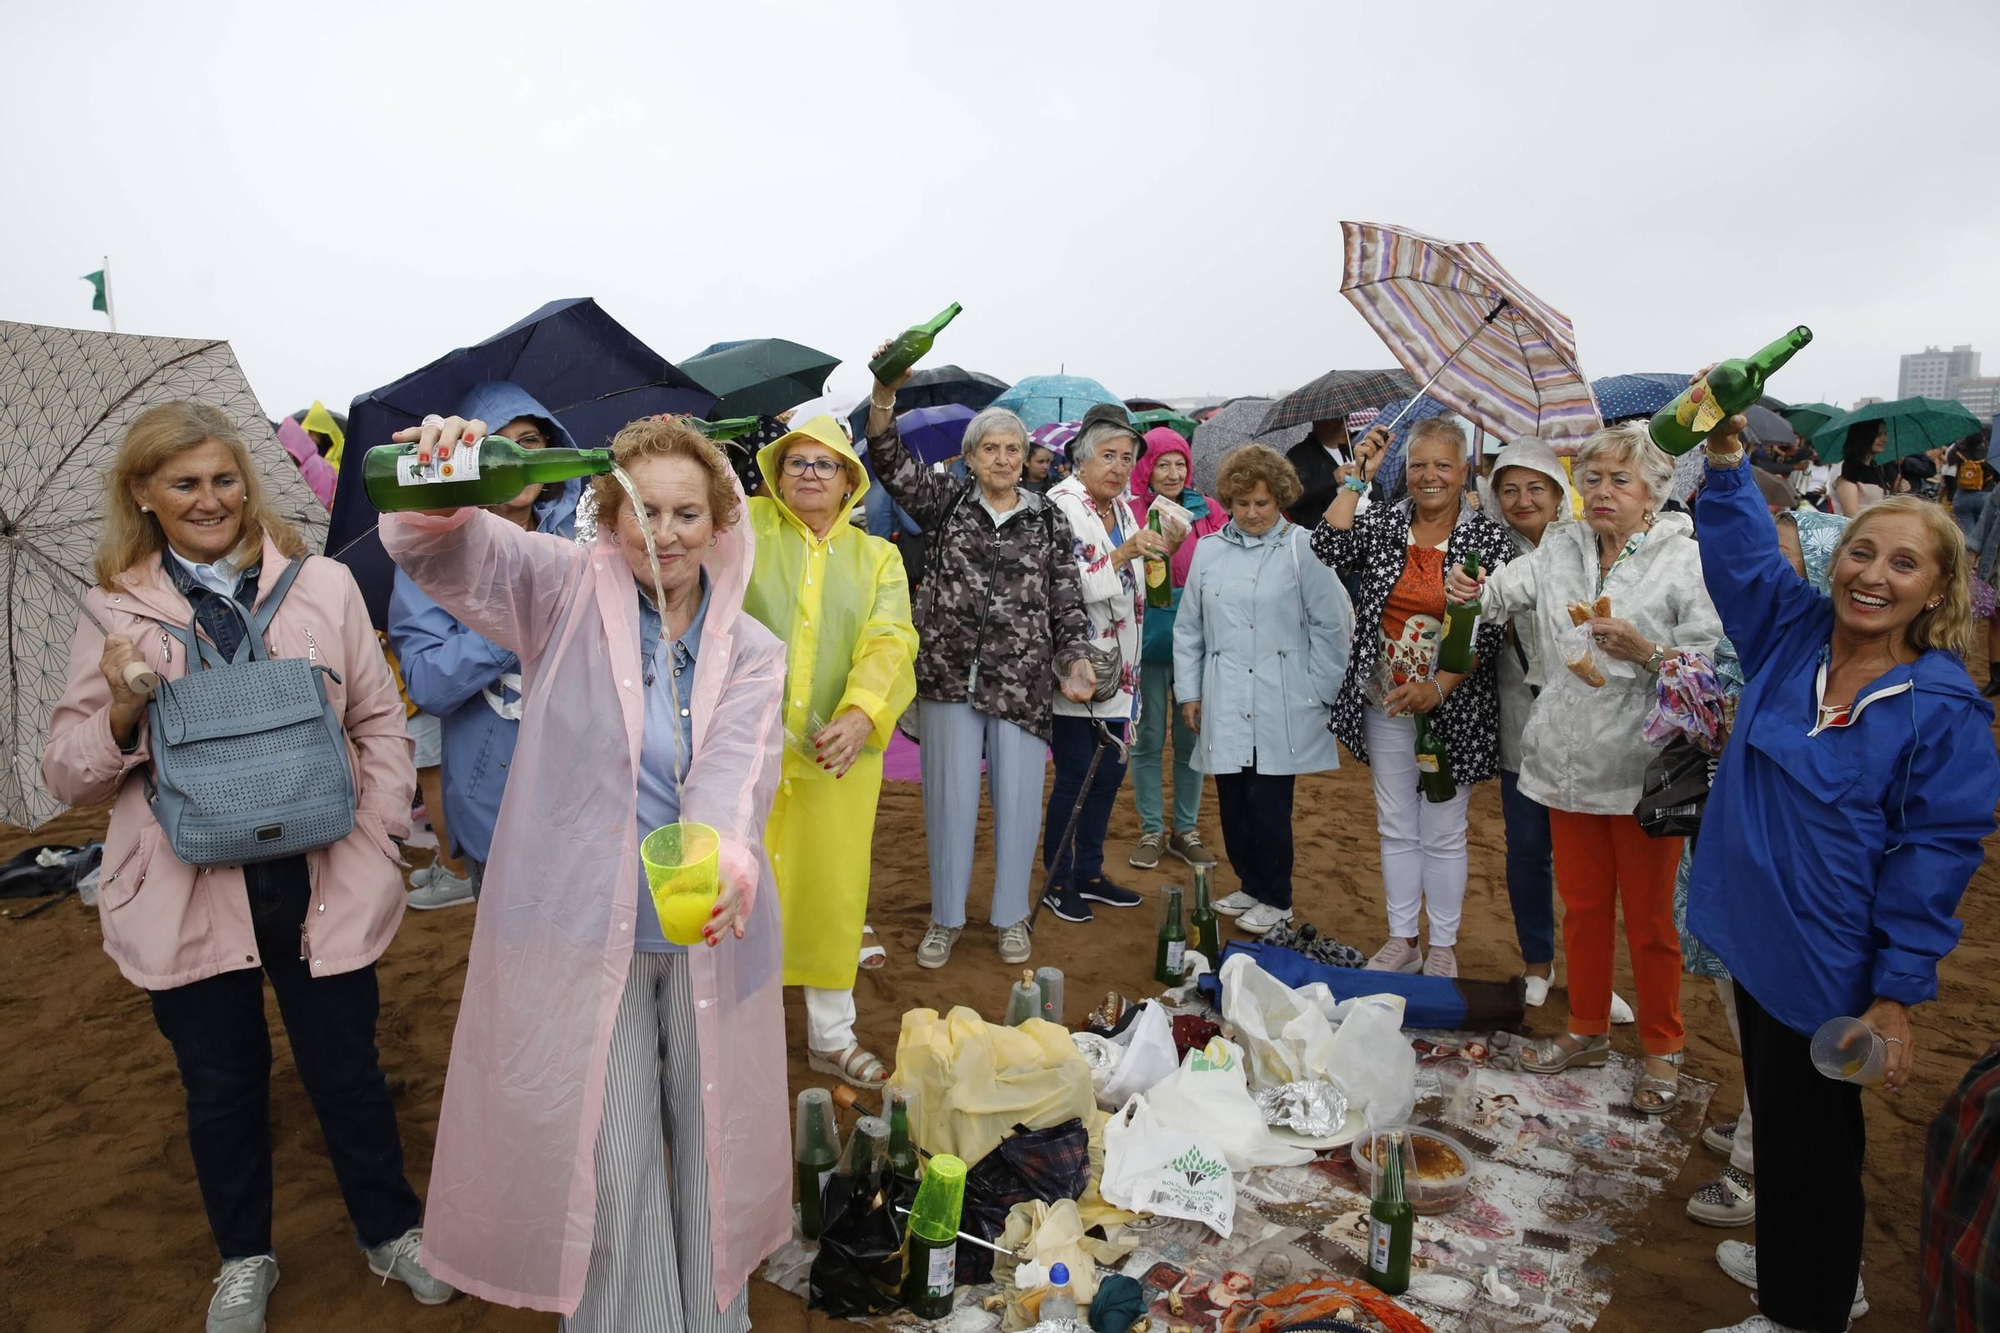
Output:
[1498, 769, 1557, 966]
[1214, 765, 1296, 910]
[1043, 716, 1129, 888]
[147, 859, 421, 1260]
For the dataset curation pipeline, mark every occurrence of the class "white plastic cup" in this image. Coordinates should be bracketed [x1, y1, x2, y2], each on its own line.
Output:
[1435, 1057, 1477, 1121]
[1810, 1016, 1886, 1085]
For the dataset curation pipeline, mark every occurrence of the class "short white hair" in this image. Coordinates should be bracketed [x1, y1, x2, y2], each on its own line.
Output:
[1070, 420, 1141, 469]
[961, 406, 1027, 456]
[1575, 421, 1675, 506]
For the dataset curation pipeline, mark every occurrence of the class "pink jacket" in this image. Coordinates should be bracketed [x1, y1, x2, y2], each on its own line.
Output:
[277, 416, 338, 507]
[1131, 429, 1228, 588]
[380, 503, 791, 1315]
[40, 535, 415, 990]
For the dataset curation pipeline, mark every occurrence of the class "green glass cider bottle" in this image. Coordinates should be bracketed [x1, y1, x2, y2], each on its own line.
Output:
[901, 1153, 967, 1318]
[1187, 865, 1221, 969]
[363, 435, 612, 513]
[1155, 885, 1188, 985]
[1647, 327, 1813, 455]
[869, 303, 963, 383]
[1144, 508, 1173, 609]
[1434, 551, 1482, 675]
[1365, 1130, 1414, 1295]
[1413, 713, 1457, 803]
[793, 1088, 842, 1242]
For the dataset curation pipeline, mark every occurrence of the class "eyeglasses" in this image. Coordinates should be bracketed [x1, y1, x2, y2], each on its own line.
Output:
[510, 432, 549, 448]
[781, 456, 843, 479]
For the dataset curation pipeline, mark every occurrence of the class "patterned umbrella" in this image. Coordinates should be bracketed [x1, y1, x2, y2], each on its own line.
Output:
[1029, 420, 1082, 457]
[1339, 220, 1601, 441]
[1190, 397, 1306, 495]
[1367, 395, 1457, 501]
[989, 374, 1123, 430]
[1590, 373, 1688, 424]
[1255, 368, 1415, 434]
[0, 321, 329, 829]
[844, 364, 1009, 444]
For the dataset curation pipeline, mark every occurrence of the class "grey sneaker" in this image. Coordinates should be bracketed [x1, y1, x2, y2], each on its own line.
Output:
[366, 1227, 455, 1305]
[997, 921, 1032, 964]
[1128, 832, 1166, 869]
[915, 921, 961, 970]
[1167, 830, 1217, 868]
[408, 862, 438, 890]
[407, 866, 474, 911]
[207, 1255, 278, 1333]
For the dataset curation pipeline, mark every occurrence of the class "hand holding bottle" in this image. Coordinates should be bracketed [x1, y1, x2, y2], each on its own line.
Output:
[869, 339, 915, 399]
[1113, 527, 1168, 567]
[1443, 564, 1486, 604]
[389, 415, 489, 517]
[1383, 677, 1446, 718]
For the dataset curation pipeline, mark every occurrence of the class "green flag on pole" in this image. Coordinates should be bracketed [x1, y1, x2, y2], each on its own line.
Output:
[82, 270, 107, 313]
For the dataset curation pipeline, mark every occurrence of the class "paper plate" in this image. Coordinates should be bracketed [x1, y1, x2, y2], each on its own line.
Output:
[1269, 1107, 1366, 1152]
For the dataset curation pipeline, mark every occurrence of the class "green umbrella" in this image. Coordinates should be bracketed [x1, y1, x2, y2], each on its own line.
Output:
[1780, 402, 1843, 439]
[1809, 397, 1982, 463]
[679, 338, 841, 418]
[1129, 407, 1197, 443]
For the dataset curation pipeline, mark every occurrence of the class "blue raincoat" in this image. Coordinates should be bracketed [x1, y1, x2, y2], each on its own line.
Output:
[387, 382, 584, 863]
[1687, 461, 2000, 1036]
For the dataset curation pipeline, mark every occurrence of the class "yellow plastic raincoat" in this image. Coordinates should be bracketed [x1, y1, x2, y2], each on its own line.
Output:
[743, 415, 917, 990]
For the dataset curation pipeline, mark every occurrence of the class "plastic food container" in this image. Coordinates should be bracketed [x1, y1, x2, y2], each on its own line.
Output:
[1352, 1124, 1473, 1215]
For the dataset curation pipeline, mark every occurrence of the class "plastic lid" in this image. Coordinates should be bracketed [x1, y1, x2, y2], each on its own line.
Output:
[1050, 1263, 1071, 1286]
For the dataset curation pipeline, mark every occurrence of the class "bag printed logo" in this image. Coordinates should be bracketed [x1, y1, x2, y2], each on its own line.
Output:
[1170, 1146, 1226, 1189]
[1136, 1140, 1235, 1237]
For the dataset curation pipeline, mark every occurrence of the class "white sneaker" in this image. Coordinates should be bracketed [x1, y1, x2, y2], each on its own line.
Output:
[1523, 975, 1551, 1007]
[1422, 944, 1458, 978]
[365, 1227, 456, 1305]
[1237, 902, 1294, 935]
[1716, 1241, 1867, 1319]
[1212, 891, 1258, 917]
[407, 865, 474, 911]
[1700, 1317, 1811, 1333]
[207, 1255, 279, 1333]
[1366, 938, 1423, 973]
[1609, 991, 1636, 1025]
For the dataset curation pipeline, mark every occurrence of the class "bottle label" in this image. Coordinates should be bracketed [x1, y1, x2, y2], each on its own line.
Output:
[925, 1241, 957, 1294]
[1166, 940, 1185, 971]
[1146, 556, 1168, 588]
[396, 447, 482, 486]
[1674, 378, 1726, 434]
[1368, 1217, 1392, 1273]
[1415, 752, 1439, 774]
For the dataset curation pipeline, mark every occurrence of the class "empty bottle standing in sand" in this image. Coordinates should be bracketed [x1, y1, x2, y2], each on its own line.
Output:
[1155, 884, 1187, 985]
[1004, 970, 1040, 1026]
[901, 1152, 967, 1318]
[884, 1085, 922, 1185]
[1035, 966, 1066, 1027]
[795, 1088, 843, 1242]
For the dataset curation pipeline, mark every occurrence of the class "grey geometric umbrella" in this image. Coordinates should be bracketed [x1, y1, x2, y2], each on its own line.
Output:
[0, 321, 328, 829]
[1189, 397, 1309, 495]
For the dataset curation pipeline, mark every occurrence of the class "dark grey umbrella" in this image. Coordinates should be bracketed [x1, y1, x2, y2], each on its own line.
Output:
[1190, 397, 1308, 495]
[845, 364, 1009, 443]
[1257, 368, 1416, 434]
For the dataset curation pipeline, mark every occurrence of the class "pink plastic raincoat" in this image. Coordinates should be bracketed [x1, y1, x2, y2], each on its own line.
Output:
[381, 500, 790, 1315]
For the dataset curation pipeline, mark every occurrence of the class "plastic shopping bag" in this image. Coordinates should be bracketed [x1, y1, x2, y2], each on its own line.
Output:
[1559, 621, 1635, 688]
[1101, 1095, 1238, 1237]
[1324, 995, 1416, 1129]
[1096, 1000, 1179, 1111]
[1144, 1038, 1315, 1171]
[891, 1007, 1096, 1166]
[1218, 952, 1337, 1089]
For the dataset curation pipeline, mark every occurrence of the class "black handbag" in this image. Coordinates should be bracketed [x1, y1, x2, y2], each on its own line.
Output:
[1634, 735, 1714, 838]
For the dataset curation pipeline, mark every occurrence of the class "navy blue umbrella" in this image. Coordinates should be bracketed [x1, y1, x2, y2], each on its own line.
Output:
[325, 298, 715, 628]
[845, 364, 1010, 444]
[1589, 372, 1687, 424]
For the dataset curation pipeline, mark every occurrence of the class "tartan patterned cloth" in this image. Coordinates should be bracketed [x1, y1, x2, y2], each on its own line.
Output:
[1924, 1040, 2000, 1332]
[956, 1117, 1091, 1286]
[1257, 367, 1415, 433]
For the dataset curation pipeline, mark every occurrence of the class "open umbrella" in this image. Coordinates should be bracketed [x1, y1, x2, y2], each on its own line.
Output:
[1189, 397, 1305, 495]
[896, 403, 978, 465]
[1129, 408, 1197, 443]
[325, 297, 715, 628]
[1591, 373, 1688, 424]
[679, 337, 840, 419]
[844, 364, 1009, 445]
[1809, 397, 1983, 463]
[1742, 404, 1794, 447]
[1124, 396, 1174, 413]
[1256, 368, 1415, 434]
[1780, 402, 1843, 439]
[0, 320, 330, 829]
[989, 374, 1123, 430]
[1340, 220, 1600, 441]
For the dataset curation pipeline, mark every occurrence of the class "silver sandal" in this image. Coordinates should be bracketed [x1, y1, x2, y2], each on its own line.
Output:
[1633, 1051, 1686, 1115]
[1520, 1032, 1610, 1074]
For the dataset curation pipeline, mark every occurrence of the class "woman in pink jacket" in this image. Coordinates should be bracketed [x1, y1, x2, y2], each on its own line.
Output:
[381, 412, 790, 1331]
[1125, 426, 1229, 870]
[41, 401, 448, 1331]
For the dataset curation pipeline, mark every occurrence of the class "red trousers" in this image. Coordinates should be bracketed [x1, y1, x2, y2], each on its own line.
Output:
[1548, 810, 1685, 1055]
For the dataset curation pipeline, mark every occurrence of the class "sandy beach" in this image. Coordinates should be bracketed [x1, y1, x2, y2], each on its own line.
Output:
[5, 705, 1995, 1332]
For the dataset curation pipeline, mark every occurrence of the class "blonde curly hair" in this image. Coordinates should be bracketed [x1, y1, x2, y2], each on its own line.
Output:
[590, 415, 743, 534]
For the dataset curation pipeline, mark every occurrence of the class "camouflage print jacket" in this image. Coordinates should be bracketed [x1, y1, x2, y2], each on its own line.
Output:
[867, 421, 1091, 742]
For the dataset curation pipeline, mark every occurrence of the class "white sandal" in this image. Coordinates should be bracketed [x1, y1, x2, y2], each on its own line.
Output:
[858, 925, 886, 971]
[808, 1044, 889, 1090]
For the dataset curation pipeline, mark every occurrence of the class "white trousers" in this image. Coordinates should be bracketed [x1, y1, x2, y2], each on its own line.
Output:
[1715, 977, 1757, 1173]
[1362, 705, 1472, 946]
[804, 986, 857, 1054]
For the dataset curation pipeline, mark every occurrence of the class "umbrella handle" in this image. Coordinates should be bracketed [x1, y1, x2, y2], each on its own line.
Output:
[123, 662, 161, 697]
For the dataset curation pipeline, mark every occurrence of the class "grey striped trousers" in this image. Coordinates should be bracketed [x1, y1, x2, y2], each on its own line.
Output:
[561, 950, 750, 1333]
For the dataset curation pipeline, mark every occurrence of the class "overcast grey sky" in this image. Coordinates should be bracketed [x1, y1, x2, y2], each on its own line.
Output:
[4, 0, 1996, 426]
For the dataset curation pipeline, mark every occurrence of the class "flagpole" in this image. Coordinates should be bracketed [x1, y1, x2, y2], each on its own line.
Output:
[102, 255, 117, 334]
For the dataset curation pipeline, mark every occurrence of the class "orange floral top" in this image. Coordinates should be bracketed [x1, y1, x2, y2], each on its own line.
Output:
[1372, 543, 1447, 703]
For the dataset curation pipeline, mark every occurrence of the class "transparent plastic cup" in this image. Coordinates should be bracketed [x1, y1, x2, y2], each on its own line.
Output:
[1810, 1016, 1886, 1085]
[1435, 1057, 1476, 1122]
[641, 822, 720, 946]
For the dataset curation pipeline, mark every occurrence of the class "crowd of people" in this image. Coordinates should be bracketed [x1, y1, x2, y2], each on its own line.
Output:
[38, 353, 2000, 1333]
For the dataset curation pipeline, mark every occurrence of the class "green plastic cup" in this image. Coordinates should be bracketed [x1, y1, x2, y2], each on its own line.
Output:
[641, 822, 720, 945]
[906, 1152, 967, 1244]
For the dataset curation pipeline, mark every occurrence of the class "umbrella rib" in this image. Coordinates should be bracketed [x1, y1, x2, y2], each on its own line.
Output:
[22, 341, 230, 517]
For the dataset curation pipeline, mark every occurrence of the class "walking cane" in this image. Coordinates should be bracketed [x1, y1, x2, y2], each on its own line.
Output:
[1027, 718, 1128, 932]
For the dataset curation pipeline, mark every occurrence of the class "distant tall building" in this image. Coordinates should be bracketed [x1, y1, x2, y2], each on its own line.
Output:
[1899, 343, 1981, 399]
[1953, 377, 2000, 420]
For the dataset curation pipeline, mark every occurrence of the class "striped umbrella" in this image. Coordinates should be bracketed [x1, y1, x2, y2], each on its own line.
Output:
[1256, 367, 1415, 434]
[1339, 221, 1601, 441]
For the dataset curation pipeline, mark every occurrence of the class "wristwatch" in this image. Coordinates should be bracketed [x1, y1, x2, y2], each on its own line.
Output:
[1643, 643, 1667, 672]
